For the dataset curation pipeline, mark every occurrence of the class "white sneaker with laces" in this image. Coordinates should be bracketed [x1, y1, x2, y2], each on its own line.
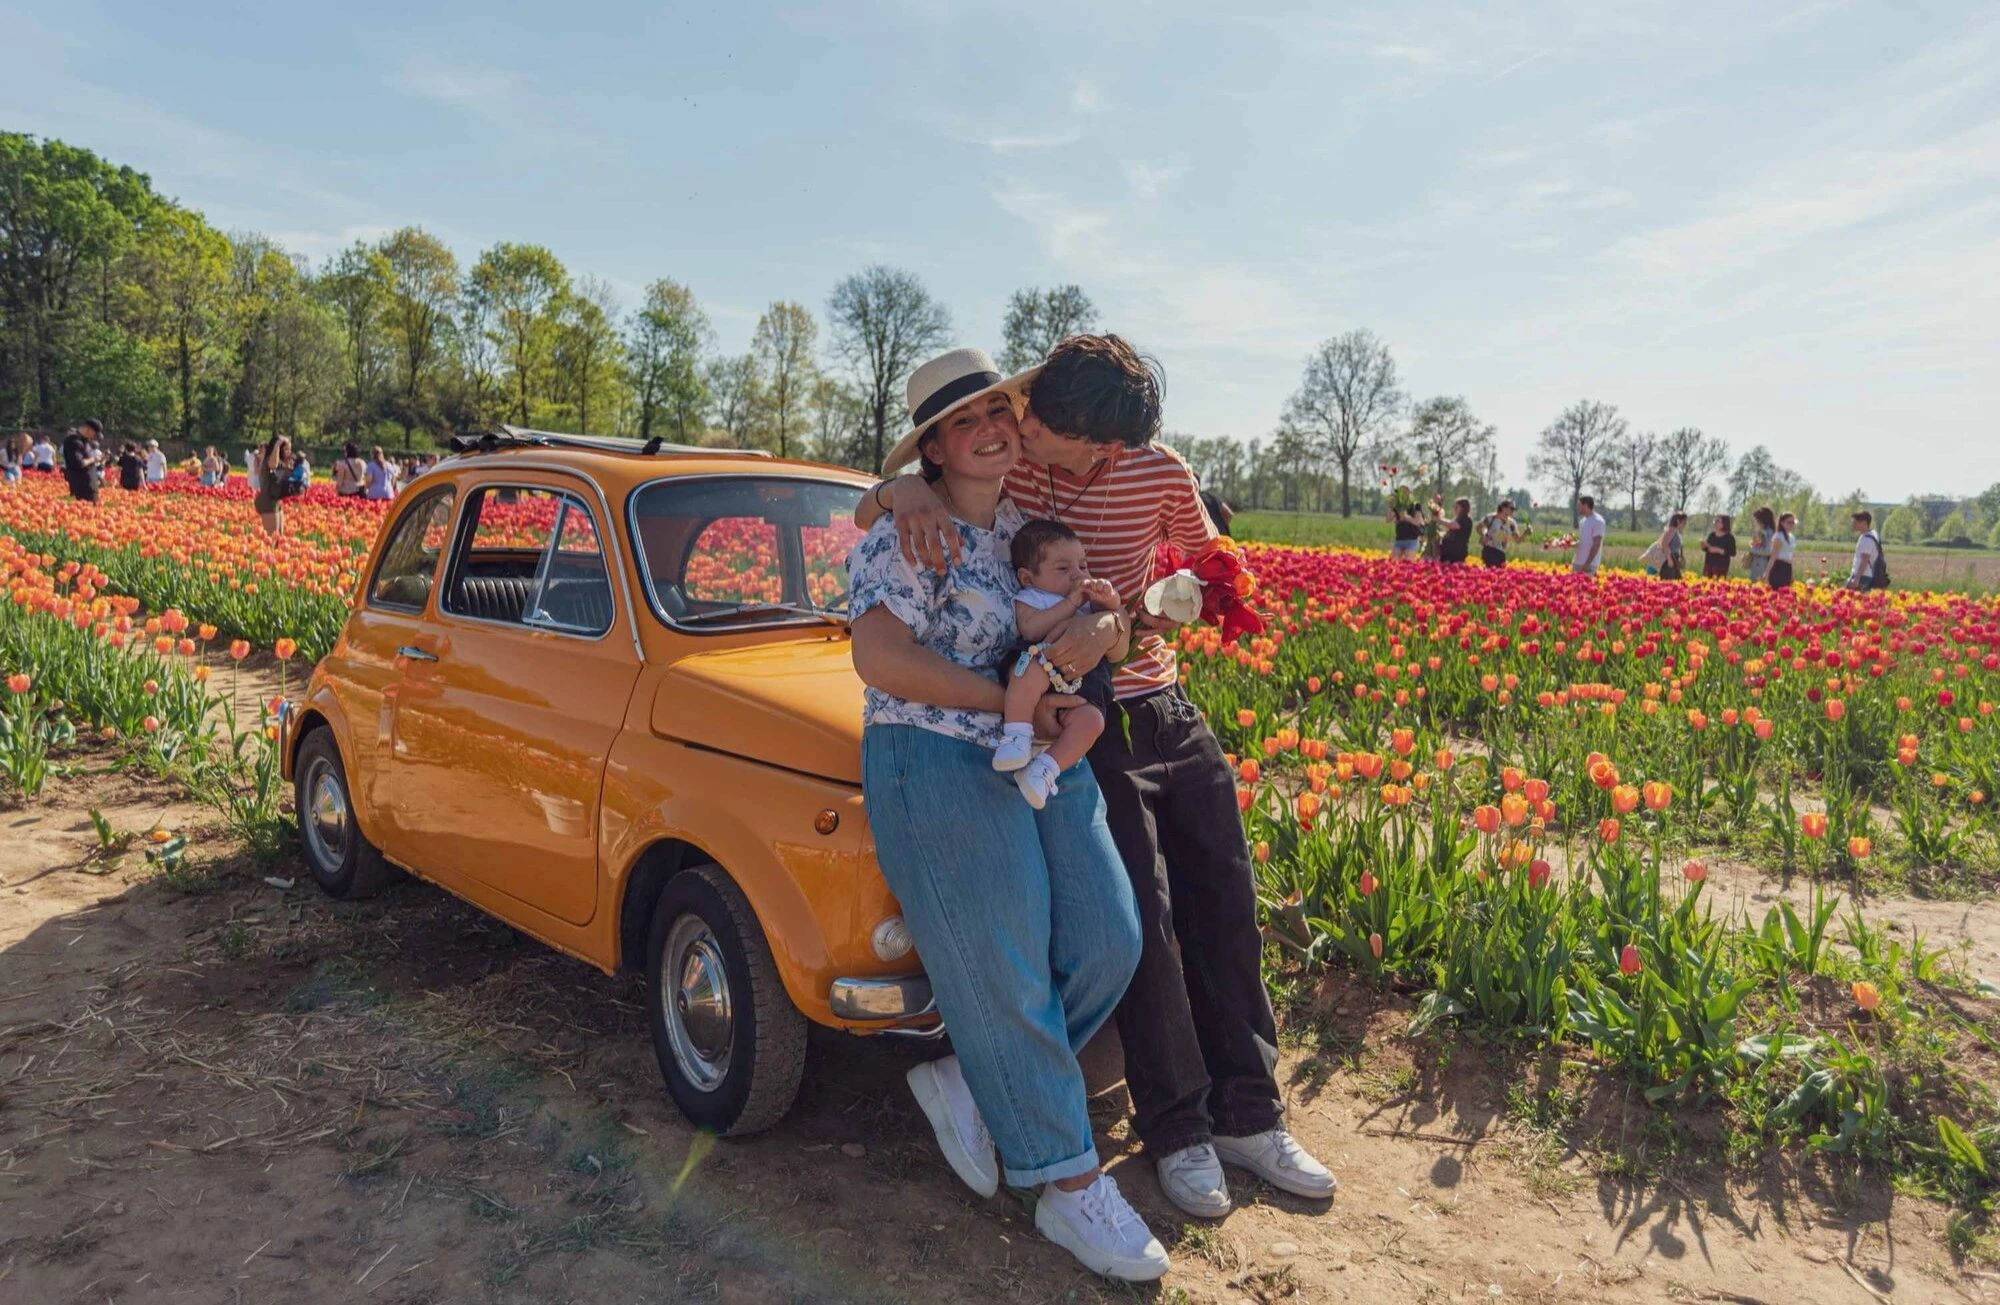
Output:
[1014, 753, 1060, 809]
[1157, 1141, 1232, 1218]
[992, 726, 1034, 772]
[1212, 1127, 1338, 1199]
[1036, 1173, 1171, 1282]
[906, 1055, 998, 1198]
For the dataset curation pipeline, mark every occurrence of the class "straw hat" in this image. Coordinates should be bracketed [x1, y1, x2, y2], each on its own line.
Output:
[881, 348, 1040, 475]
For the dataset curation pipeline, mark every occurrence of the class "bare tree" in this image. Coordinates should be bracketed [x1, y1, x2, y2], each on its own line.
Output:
[998, 285, 1098, 372]
[753, 301, 818, 460]
[704, 353, 763, 448]
[1528, 399, 1626, 511]
[1652, 426, 1731, 514]
[1281, 329, 1403, 516]
[827, 266, 952, 473]
[1602, 429, 1660, 530]
[1405, 396, 1495, 504]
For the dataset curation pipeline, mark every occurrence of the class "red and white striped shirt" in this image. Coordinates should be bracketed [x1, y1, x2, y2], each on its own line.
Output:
[1005, 443, 1216, 699]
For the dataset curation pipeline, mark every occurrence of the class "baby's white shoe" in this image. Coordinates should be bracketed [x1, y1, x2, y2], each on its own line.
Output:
[1015, 754, 1061, 809]
[992, 723, 1034, 772]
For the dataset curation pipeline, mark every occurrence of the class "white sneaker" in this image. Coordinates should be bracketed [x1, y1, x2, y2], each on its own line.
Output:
[1157, 1141, 1232, 1218]
[1213, 1127, 1338, 1199]
[992, 727, 1033, 772]
[1014, 754, 1060, 809]
[907, 1056, 998, 1198]
[1035, 1173, 1171, 1282]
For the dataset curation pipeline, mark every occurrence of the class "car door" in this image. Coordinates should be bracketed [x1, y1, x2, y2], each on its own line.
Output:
[330, 482, 460, 842]
[384, 474, 641, 926]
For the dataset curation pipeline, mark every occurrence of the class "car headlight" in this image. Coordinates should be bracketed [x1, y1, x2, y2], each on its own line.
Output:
[871, 916, 913, 962]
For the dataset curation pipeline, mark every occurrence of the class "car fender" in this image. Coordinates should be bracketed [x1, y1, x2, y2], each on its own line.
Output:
[282, 677, 392, 853]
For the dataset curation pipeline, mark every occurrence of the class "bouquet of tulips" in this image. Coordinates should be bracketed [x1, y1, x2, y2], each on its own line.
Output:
[1141, 536, 1266, 640]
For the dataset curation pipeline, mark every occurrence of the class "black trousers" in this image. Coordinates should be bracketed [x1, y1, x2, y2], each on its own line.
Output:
[1087, 685, 1282, 1154]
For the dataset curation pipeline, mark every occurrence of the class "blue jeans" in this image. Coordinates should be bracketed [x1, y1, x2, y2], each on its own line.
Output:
[862, 724, 1141, 1186]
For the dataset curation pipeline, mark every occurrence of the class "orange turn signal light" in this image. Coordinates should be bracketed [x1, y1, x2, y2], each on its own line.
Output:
[813, 809, 840, 836]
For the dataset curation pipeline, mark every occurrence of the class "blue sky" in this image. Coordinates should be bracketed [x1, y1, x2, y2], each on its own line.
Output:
[5, 1, 1996, 499]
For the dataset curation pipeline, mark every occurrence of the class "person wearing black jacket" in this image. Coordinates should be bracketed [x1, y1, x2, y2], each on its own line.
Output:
[117, 441, 145, 490]
[1439, 498, 1473, 563]
[61, 420, 103, 503]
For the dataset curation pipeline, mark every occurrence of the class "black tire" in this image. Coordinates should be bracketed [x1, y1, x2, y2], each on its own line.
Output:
[645, 863, 807, 1136]
[293, 728, 399, 899]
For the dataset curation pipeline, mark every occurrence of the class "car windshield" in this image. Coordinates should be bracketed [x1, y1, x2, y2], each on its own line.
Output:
[631, 477, 867, 630]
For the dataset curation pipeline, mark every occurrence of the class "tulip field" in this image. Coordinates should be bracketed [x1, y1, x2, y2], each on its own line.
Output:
[4, 470, 2000, 1208]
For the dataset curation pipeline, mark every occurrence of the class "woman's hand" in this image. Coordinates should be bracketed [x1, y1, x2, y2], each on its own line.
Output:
[1042, 610, 1122, 680]
[885, 478, 962, 572]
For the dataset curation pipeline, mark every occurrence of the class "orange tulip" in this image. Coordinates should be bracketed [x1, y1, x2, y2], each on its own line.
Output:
[1472, 804, 1502, 835]
[1618, 944, 1641, 975]
[1642, 781, 1672, 812]
[1522, 777, 1550, 804]
[1500, 766, 1524, 792]
[1369, 932, 1384, 959]
[1847, 835, 1871, 859]
[1682, 860, 1707, 883]
[1358, 871, 1378, 897]
[274, 637, 298, 661]
[1236, 709, 1257, 728]
[5, 672, 30, 694]
[1500, 794, 1529, 827]
[1598, 817, 1621, 844]
[1610, 784, 1640, 815]
[1799, 812, 1829, 840]
[1390, 727, 1415, 756]
[1851, 981, 1881, 1012]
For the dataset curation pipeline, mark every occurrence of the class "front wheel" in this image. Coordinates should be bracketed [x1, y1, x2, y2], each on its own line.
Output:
[293, 728, 399, 899]
[645, 864, 807, 1136]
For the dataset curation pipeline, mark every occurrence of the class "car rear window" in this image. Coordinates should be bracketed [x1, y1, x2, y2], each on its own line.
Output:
[630, 477, 864, 630]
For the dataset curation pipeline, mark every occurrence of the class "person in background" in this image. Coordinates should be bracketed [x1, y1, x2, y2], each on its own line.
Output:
[1438, 497, 1473, 564]
[1, 433, 20, 483]
[1745, 506, 1776, 584]
[1386, 496, 1425, 561]
[243, 444, 263, 494]
[117, 440, 145, 490]
[1572, 495, 1606, 575]
[1769, 512, 1797, 589]
[1656, 511, 1688, 580]
[1847, 510, 1886, 591]
[200, 446, 227, 486]
[288, 451, 311, 496]
[364, 446, 397, 500]
[254, 435, 291, 535]
[332, 441, 367, 497]
[1701, 514, 1737, 579]
[62, 422, 102, 503]
[143, 438, 167, 484]
[1199, 483, 1234, 537]
[1478, 499, 1525, 567]
[30, 431, 58, 473]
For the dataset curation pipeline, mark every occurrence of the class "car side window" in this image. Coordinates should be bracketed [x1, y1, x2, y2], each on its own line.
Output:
[366, 487, 457, 611]
[444, 485, 614, 636]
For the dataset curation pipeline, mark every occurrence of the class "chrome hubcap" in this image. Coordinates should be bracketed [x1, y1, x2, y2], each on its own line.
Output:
[302, 759, 349, 868]
[662, 915, 733, 1092]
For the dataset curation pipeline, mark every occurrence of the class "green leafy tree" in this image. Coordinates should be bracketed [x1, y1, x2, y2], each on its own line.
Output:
[1406, 396, 1498, 510]
[1935, 509, 1972, 545]
[123, 204, 234, 442]
[704, 353, 764, 448]
[550, 275, 625, 435]
[0, 133, 160, 427]
[1881, 501, 1928, 545]
[53, 319, 171, 434]
[469, 242, 568, 426]
[626, 278, 711, 442]
[753, 301, 818, 459]
[998, 284, 1097, 372]
[806, 373, 866, 467]
[379, 227, 459, 444]
[317, 240, 395, 432]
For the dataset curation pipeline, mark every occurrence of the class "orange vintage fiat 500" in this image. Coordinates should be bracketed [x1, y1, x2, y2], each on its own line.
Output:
[278, 430, 932, 1134]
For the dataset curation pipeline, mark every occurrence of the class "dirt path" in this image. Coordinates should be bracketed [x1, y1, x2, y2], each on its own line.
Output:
[4, 773, 1998, 1303]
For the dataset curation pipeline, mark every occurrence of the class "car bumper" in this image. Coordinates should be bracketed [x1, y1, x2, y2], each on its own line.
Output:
[828, 974, 935, 1023]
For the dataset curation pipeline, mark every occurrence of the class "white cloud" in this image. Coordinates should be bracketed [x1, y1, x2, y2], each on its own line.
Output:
[1124, 162, 1185, 201]
[383, 54, 522, 105]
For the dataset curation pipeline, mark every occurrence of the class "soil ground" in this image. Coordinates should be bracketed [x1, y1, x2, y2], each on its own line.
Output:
[6, 760, 2000, 1304]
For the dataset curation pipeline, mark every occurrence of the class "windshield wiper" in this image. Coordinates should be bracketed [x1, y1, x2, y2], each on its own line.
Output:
[682, 601, 847, 627]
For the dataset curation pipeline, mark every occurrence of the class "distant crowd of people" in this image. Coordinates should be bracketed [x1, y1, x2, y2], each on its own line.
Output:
[3, 425, 445, 538]
[1391, 494, 1891, 592]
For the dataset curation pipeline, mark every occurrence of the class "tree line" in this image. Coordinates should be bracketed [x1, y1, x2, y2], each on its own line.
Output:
[0, 133, 1099, 471]
[5, 132, 1986, 534]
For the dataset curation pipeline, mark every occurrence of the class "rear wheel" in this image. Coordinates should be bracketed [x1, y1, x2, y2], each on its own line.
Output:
[645, 864, 807, 1135]
[293, 728, 399, 899]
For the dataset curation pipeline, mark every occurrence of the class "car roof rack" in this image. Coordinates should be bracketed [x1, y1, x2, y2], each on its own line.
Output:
[447, 426, 773, 458]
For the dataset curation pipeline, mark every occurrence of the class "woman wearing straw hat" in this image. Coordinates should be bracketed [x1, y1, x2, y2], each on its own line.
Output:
[847, 348, 1168, 1281]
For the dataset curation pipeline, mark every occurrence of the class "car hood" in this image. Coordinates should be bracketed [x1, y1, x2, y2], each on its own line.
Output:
[652, 637, 865, 785]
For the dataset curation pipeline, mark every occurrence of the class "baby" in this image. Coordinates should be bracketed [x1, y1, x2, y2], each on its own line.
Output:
[995, 519, 1125, 808]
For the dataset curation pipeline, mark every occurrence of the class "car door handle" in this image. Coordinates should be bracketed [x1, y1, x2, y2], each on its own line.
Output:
[396, 645, 440, 662]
